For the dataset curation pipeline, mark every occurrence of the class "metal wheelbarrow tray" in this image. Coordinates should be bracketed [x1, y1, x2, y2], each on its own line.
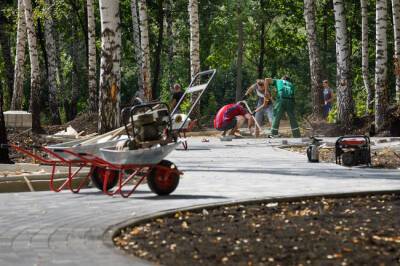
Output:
[100, 142, 180, 165]
[46, 135, 128, 161]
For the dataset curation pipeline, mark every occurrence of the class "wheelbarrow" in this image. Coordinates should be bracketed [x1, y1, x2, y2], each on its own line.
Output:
[4, 103, 183, 198]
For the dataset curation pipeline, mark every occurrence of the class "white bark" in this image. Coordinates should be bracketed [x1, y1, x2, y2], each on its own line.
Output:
[11, 0, 27, 110]
[138, 0, 152, 102]
[24, 0, 41, 132]
[98, 0, 121, 133]
[392, 0, 400, 103]
[189, 0, 200, 79]
[375, 0, 388, 132]
[130, 0, 144, 95]
[304, 0, 323, 119]
[333, 0, 353, 129]
[44, 0, 61, 124]
[361, 0, 372, 114]
[87, 0, 97, 114]
[189, 0, 201, 119]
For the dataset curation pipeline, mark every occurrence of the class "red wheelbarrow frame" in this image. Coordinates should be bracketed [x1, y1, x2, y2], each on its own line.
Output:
[5, 144, 182, 198]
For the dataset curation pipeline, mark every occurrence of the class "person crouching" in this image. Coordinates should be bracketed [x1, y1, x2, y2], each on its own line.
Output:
[214, 102, 252, 137]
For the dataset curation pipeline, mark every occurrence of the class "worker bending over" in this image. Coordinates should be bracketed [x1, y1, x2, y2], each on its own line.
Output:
[244, 79, 273, 137]
[214, 102, 252, 137]
[265, 75, 301, 138]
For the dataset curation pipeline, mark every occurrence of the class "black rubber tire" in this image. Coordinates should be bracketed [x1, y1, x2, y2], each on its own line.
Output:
[90, 167, 119, 191]
[147, 160, 180, 196]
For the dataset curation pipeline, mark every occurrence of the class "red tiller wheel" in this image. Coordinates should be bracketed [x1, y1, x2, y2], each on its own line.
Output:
[147, 160, 180, 196]
[90, 167, 119, 191]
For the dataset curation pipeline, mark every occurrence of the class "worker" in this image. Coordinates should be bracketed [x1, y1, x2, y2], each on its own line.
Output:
[170, 83, 184, 112]
[214, 102, 252, 137]
[322, 80, 334, 119]
[266, 75, 301, 138]
[244, 79, 273, 137]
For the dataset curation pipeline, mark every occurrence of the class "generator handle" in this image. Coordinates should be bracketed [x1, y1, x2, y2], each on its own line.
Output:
[335, 135, 370, 146]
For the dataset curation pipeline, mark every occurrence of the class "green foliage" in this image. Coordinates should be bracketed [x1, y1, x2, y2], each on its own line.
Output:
[1, 0, 398, 128]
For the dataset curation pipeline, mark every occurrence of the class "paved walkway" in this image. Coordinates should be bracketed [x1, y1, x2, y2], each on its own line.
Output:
[1, 137, 400, 265]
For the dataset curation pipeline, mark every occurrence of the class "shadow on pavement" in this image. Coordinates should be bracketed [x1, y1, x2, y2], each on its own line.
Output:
[183, 166, 400, 181]
[133, 194, 227, 200]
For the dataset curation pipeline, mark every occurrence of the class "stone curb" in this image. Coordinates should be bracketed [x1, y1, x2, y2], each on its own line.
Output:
[103, 189, 400, 266]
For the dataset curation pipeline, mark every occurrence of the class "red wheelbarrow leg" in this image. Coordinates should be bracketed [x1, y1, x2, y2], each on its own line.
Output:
[116, 166, 148, 198]
[49, 164, 69, 192]
[70, 164, 94, 193]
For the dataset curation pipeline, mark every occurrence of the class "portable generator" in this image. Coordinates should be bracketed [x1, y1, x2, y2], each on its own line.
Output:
[335, 135, 371, 167]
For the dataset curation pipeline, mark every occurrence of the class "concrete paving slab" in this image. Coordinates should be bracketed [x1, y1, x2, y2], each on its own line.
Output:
[0, 137, 399, 265]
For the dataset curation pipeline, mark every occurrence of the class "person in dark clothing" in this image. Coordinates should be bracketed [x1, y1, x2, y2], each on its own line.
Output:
[322, 80, 334, 119]
[170, 83, 185, 112]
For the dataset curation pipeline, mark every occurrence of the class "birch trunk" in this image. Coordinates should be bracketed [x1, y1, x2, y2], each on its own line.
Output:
[44, 0, 61, 124]
[24, 0, 42, 133]
[333, 0, 354, 130]
[236, 0, 244, 102]
[189, 0, 201, 120]
[11, 0, 27, 110]
[138, 0, 152, 102]
[130, 0, 143, 96]
[98, 0, 121, 133]
[87, 0, 97, 114]
[304, 0, 324, 120]
[392, 0, 400, 103]
[361, 0, 373, 114]
[375, 0, 388, 132]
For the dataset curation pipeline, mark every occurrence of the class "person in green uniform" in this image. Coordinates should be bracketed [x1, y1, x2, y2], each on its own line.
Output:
[266, 75, 301, 138]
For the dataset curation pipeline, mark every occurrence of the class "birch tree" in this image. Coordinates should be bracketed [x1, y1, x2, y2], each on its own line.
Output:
[11, 0, 26, 110]
[333, 0, 354, 129]
[24, 0, 42, 132]
[87, 0, 97, 114]
[375, 0, 388, 132]
[392, 0, 400, 103]
[138, 0, 152, 102]
[130, 0, 143, 96]
[98, 0, 121, 133]
[44, 0, 61, 124]
[189, 0, 201, 119]
[304, 0, 323, 120]
[361, 0, 372, 114]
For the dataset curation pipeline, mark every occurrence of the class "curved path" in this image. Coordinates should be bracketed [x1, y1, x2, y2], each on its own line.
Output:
[1, 137, 400, 265]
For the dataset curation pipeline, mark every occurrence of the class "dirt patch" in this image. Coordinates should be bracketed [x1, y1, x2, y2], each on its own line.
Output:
[114, 194, 400, 266]
[282, 145, 400, 169]
[46, 113, 98, 135]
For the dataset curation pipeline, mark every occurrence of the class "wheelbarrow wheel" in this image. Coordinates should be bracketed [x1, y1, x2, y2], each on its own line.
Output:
[147, 160, 180, 196]
[90, 167, 119, 191]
